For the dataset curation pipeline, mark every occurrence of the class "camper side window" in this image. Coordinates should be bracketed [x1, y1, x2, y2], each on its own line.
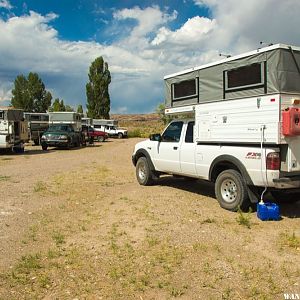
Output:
[225, 62, 265, 92]
[0, 111, 4, 120]
[172, 78, 198, 101]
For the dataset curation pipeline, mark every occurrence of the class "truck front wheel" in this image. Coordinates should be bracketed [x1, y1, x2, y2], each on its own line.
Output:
[215, 169, 250, 211]
[118, 133, 123, 139]
[136, 157, 154, 186]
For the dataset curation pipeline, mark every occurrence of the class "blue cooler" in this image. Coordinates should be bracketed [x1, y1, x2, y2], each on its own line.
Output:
[257, 202, 280, 221]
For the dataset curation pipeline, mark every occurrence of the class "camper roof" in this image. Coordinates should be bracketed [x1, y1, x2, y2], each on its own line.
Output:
[164, 44, 300, 79]
[0, 106, 23, 111]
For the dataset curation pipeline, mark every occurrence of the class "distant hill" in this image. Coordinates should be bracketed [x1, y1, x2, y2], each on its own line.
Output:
[111, 113, 160, 122]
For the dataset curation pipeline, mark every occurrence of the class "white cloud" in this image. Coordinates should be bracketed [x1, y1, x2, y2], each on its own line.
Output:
[0, 0, 12, 9]
[152, 16, 216, 47]
[1, 2, 300, 113]
[113, 5, 177, 38]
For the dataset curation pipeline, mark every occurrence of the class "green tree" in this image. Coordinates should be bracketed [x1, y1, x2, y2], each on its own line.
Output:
[65, 105, 74, 112]
[11, 72, 52, 112]
[77, 104, 83, 114]
[50, 98, 66, 112]
[86, 57, 111, 119]
[156, 102, 173, 124]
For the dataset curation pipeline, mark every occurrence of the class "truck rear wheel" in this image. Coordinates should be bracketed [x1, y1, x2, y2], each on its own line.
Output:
[136, 157, 154, 186]
[215, 169, 250, 211]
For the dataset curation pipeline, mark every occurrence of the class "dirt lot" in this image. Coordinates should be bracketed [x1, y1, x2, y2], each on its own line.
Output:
[0, 138, 299, 299]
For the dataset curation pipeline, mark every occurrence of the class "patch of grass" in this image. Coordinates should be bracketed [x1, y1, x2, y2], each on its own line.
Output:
[11, 253, 42, 284]
[279, 231, 300, 249]
[52, 231, 65, 246]
[0, 175, 10, 181]
[34, 181, 47, 193]
[28, 224, 38, 241]
[127, 128, 142, 138]
[38, 274, 51, 288]
[236, 207, 252, 229]
[170, 285, 188, 297]
[192, 242, 208, 252]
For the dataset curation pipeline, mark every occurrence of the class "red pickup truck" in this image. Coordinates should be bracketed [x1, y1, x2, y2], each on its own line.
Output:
[82, 126, 108, 143]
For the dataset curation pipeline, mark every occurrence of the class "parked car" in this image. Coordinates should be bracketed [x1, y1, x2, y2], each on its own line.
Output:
[82, 125, 108, 143]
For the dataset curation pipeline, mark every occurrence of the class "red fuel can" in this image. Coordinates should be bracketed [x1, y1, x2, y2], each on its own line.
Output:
[282, 107, 300, 136]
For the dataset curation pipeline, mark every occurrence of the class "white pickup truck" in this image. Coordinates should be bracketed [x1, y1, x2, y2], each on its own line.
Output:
[132, 44, 300, 211]
[132, 118, 296, 211]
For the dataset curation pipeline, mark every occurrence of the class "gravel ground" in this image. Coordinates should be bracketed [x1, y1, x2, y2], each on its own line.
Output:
[0, 138, 299, 299]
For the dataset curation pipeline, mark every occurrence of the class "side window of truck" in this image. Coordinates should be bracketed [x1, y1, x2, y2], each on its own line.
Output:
[185, 121, 195, 143]
[161, 121, 183, 142]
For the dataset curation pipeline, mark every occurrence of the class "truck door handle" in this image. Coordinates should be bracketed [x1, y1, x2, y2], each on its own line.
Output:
[173, 146, 178, 150]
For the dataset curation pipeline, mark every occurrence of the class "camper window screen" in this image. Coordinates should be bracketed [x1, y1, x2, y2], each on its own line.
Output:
[172, 78, 198, 101]
[225, 63, 264, 91]
[0, 111, 3, 120]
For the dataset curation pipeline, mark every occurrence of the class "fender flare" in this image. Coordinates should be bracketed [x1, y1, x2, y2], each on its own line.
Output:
[209, 154, 254, 186]
[132, 149, 156, 171]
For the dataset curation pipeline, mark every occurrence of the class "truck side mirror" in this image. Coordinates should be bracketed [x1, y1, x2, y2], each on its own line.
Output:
[149, 133, 161, 142]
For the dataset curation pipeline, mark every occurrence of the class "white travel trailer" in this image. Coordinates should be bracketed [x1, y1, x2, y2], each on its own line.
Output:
[133, 44, 300, 211]
[0, 107, 28, 153]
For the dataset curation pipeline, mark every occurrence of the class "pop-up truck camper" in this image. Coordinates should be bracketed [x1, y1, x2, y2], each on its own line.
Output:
[0, 107, 28, 153]
[132, 44, 300, 211]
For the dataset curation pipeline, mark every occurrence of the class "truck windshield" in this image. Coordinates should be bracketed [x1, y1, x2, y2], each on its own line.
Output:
[47, 125, 70, 132]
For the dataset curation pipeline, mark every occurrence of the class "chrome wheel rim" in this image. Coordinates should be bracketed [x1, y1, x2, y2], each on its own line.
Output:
[138, 162, 146, 181]
[220, 179, 237, 203]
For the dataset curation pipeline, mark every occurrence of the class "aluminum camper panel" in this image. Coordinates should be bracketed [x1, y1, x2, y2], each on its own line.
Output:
[195, 94, 281, 144]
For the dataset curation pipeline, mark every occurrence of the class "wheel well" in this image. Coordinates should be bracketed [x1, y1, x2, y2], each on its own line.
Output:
[209, 155, 254, 186]
[133, 150, 156, 172]
[210, 161, 240, 183]
[134, 152, 146, 165]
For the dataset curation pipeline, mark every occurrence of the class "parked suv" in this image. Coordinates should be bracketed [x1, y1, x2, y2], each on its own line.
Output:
[41, 124, 84, 150]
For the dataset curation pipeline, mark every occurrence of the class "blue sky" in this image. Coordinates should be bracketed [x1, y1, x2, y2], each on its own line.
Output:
[1, 0, 300, 113]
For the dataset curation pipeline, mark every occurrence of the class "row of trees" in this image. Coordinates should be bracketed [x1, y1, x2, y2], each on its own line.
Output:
[10, 56, 111, 118]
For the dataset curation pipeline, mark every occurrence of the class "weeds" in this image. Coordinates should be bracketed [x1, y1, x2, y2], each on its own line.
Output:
[236, 207, 252, 229]
[280, 232, 300, 249]
[0, 175, 10, 181]
[34, 181, 47, 193]
[52, 231, 65, 246]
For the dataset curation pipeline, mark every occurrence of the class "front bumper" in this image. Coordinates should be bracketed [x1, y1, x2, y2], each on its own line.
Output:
[42, 139, 69, 147]
[273, 176, 300, 189]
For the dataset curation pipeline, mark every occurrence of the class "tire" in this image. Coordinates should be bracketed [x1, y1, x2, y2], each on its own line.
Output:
[271, 191, 300, 203]
[42, 144, 48, 151]
[98, 136, 105, 142]
[136, 157, 154, 186]
[118, 133, 123, 139]
[215, 169, 250, 211]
